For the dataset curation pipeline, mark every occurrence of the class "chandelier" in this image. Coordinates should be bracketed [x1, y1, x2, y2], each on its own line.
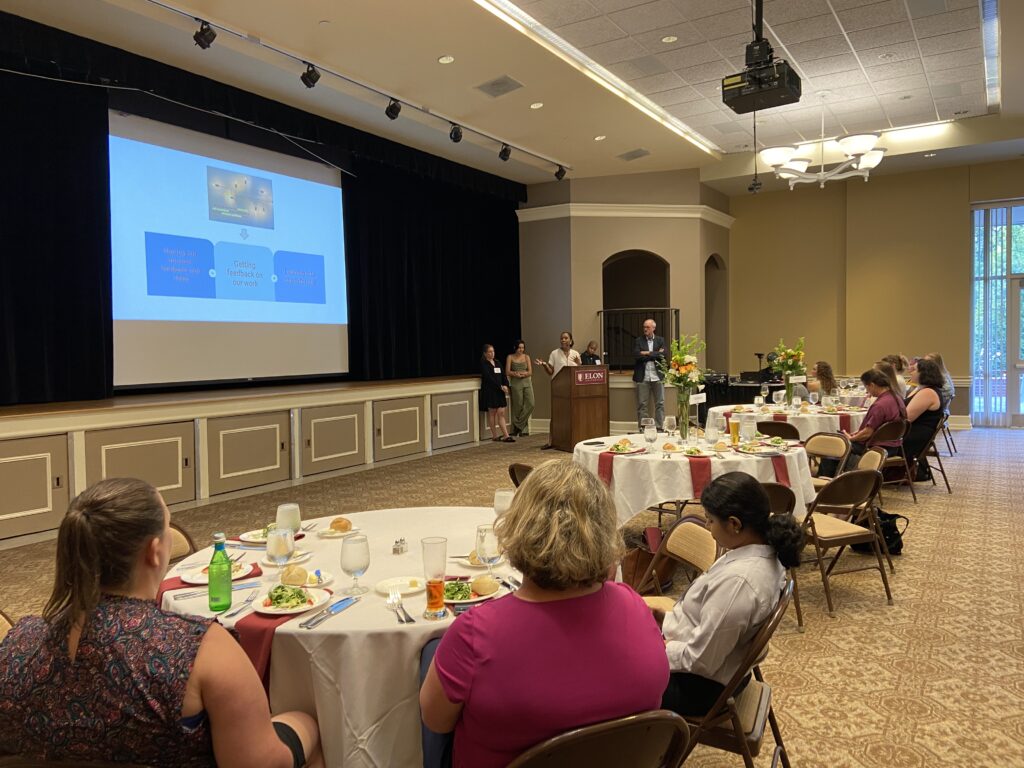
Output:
[757, 94, 887, 189]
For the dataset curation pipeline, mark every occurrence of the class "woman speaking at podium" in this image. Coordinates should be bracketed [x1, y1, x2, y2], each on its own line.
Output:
[535, 331, 582, 450]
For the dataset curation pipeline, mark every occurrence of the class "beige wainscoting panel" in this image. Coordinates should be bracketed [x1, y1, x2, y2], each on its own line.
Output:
[373, 397, 425, 461]
[85, 422, 195, 505]
[431, 392, 474, 449]
[207, 412, 290, 495]
[0, 434, 69, 539]
[300, 403, 365, 476]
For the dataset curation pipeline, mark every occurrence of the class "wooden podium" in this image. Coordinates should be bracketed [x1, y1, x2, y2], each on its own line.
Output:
[550, 365, 609, 452]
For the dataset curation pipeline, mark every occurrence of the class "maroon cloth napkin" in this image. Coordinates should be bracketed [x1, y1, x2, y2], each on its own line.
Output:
[156, 564, 264, 607]
[839, 413, 851, 432]
[773, 413, 788, 423]
[723, 411, 733, 427]
[597, 452, 616, 485]
[686, 456, 713, 498]
[771, 455, 791, 487]
[236, 589, 332, 691]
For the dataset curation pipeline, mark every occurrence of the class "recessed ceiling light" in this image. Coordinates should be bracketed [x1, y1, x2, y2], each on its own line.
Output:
[924, 152, 937, 157]
[438, 55, 455, 64]
[878, 52, 895, 61]
[594, 135, 606, 141]
[318, 19, 331, 26]
[530, 102, 544, 109]
[898, 95, 913, 100]
[661, 35, 678, 43]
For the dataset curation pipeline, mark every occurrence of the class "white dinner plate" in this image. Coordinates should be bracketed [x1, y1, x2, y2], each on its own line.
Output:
[450, 555, 507, 569]
[281, 569, 334, 588]
[260, 549, 313, 567]
[736, 446, 783, 457]
[606, 446, 646, 455]
[680, 449, 716, 457]
[238, 528, 271, 544]
[374, 576, 427, 596]
[253, 587, 332, 616]
[443, 583, 505, 605]
[316, 527, 361, 539]
[179, 560, 257, 585]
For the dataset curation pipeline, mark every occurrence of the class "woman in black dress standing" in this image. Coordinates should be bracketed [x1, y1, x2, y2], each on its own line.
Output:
[480, 344, 514, 442]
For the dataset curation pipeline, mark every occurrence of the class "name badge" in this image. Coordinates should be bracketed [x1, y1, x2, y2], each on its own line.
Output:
[494, 367, 501, 374]
[689, 392, 707, 404]
[789, 375, 807, 383]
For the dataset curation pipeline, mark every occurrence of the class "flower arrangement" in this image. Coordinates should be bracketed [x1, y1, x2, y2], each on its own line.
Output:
[770, 337, 806, 401]
[660, 335, 706, 439]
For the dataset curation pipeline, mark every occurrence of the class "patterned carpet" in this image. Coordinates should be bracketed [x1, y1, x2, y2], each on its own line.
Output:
[2, 429, 1021, 767]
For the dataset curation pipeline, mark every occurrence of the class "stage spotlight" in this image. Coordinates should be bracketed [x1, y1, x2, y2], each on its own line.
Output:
[554, 165, 566, 181]
[449, 123, 463, 143]
[193, 20, 216, 49]
[498, 143, 512, 162]
[385, 98, 402, 120]
[300, 63, 321, 89]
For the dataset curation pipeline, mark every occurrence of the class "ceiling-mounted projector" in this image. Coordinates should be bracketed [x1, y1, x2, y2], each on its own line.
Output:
[721, 0, 801, 114]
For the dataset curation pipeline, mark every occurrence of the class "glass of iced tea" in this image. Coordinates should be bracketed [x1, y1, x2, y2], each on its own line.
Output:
[729, 419, 740, 446]
[422, 536, 448, 620]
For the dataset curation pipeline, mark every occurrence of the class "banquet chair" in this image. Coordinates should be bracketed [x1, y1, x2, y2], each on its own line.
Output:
[508, 463, 534, 488]
[680, 580, 794, 768]
[913, 418, 953, 494]
[803, 432, 851, 491]
[760, 483, 804, 631]
[756, 421, 801, 441]
[868, 420, 917, 503]
[856, 446, 889, 505]
[169, 522, 198, 564]
[941, 402, 957, 455]
[803, 470, 892, 617]
[0, 609, 12, 642]
[506, 710, 690, 768]
[636, 516, 718, 605]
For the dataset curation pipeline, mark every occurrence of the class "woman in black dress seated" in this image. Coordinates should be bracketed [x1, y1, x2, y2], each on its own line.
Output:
[480, 344, 514, 442]
[904, 358, 946, 479]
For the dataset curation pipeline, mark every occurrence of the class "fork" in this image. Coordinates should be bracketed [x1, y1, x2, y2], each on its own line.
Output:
[301, 522, 317, 532]
[393, 592, 416, 624]
[229, 552, 245, 563]
[386, 587, 407, 624]
[222, 590, 258, 619]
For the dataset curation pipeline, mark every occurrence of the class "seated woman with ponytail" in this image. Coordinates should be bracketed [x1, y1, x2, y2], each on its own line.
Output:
[0, 478, 323, 768]
[658, 473, 804, 717]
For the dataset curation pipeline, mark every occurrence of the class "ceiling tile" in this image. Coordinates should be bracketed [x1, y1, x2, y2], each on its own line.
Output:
[657, 42, 723, 70]
[683, 107, 738, 126]
[830, 0, 893, 8]
[691, 7, 752, 39]
[912, 7, 980, 35]
[690, 80, 724, 100]
[867, 59, 925, 81]
[669, 0, 751, 21]
[905, 0, 949, 16]
[556, 15, 628, 47]
[873, 73, 930, 94]
[858, 41, 920, 64]
[526, 0, 602, 27]
[648, 84, 703, 106]
[763, 0, 832, 25]
[608, 1, 686, 34]
[917, 29, 982, 57]
[836, 110, 889, 128]
[675, 58, 737, 84]
[632, 22, 704, 52]
[828, 95, 884, 114]
[710, 120, 753, 135]
[837, 1, 908, 32]
[926, 63, 985, 85]
[772, 14, 843, 45]
[605, 55, 670, 78]
[930, 82, 963, 99]
[922, 47, 983, 71]
[665, 98, 724, 118]
[589, 0, 655, 11]
[631, 71, 687, 93]
[847, 22, 915, 50]
[935, 95, 987, 118]
[823, 83, 878, 100]
[786, 35, 854, 62]
[708, 32, 764, 64]
[582, 36, 649, 64]
[809, 69, 869, 89]
[798, 53, 862, 77]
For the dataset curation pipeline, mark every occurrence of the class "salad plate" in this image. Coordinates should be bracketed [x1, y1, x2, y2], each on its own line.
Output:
[180, 560, 257, 585]
[441, 579, 505, 605]
[253, 586, 331, 615]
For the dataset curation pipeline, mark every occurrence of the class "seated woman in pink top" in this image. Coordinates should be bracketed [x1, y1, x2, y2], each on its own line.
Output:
[419, 459, 669, 768]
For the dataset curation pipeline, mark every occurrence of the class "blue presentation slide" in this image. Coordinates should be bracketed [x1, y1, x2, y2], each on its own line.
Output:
[110, 135, 346, 324]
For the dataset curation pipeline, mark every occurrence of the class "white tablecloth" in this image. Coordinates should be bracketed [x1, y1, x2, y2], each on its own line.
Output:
[573, 435, 817, 525]
[706, 404, 866, 442]
[164, 506, 504, 768]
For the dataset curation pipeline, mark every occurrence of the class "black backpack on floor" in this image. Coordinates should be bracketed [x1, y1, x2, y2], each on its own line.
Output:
[852, 508, 909, 556]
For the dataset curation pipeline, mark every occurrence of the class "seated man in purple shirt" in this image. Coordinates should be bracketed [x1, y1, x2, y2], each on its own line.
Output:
[821, 368, 906, 476]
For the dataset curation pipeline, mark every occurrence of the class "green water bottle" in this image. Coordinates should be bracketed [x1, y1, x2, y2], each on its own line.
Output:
[208, 533, 232, 613]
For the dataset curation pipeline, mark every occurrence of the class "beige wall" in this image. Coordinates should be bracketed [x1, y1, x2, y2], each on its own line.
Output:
[570, 169, 702, 204]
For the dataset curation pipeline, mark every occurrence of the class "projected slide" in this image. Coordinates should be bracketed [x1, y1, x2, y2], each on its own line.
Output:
[109, 135, 346, 326]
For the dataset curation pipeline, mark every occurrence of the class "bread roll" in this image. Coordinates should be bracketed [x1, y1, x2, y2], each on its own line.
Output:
[471, 574, 500, 596]
[467, 550, 482, 566]
[330, 516, 353, 532]
[281, 565, 308, 586]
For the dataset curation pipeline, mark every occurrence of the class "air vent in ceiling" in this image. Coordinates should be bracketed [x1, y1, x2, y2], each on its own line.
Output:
[618, 148, 651, 162]
[476, 75, 524, 98]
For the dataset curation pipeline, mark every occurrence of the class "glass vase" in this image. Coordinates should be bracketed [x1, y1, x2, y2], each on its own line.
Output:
[784, 375, 794, 404]
[678, 389, 690, 441]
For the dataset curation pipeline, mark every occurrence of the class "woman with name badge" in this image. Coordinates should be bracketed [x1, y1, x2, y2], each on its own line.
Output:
[534, 331, 582, 450]
[480, 344, 514, 442]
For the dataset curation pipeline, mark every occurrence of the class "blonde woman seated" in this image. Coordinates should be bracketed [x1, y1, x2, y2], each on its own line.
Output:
[0, 478, 322, 768]
[419, 460, 668, 768]
[657, 473, 803, 716]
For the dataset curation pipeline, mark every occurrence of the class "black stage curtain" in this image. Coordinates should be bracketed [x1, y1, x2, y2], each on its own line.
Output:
[345, 157, 521, 379]
[0, 72, 113, 405]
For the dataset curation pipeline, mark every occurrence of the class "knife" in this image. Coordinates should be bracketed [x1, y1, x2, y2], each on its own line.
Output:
[172, 581, 262, 600]
[301, 597, 360, 629]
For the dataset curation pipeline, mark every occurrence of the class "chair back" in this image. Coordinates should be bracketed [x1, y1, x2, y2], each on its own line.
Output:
[508, 463, 533, 488]
[169, 522, 197, 564]
[761, 482, 796, 515]
[868, 419, 907, 446]
[808, 469, 881, 521]
[804, 431, 851, 477]
[506, 710, 690, 768]
[0, 610, 12, 643]
[916, 416, 948, 462]
[663, 519, 718, 574]
[755, 421, 801, 441]
[857, 447, 887, 473]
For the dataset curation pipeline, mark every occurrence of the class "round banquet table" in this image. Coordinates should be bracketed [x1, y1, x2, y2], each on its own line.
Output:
[573, 435, 817, 526]
[163, 506, 508, 768]
[706, 404, 867, 442]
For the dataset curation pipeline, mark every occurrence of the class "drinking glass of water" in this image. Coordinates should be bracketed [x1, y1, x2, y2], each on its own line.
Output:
[340, 534, 370, 596]
[266, 528, 295, 567]
[493, 489, 515, 516]
[808, 391, 819, 406]
[475, 524, 502, 577]
[772, 390, 786, 408]
[276, 503, 301, 534]
[643, 425, 658, 450]
[760, 383, 769, 400]
[664, 416, 677, 438]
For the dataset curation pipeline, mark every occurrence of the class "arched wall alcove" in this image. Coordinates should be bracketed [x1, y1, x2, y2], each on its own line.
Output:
[601, 250, 670, 369]
[704, 253, 728, 372]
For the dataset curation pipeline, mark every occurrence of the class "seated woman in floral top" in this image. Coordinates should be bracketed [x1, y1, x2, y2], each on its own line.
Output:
[0, 478, 322, 768]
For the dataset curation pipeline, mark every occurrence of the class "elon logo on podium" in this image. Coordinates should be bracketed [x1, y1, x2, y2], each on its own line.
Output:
[575, 369, 606, 385]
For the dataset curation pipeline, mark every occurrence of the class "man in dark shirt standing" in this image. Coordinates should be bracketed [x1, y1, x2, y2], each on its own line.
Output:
[633, 319, 666, 430]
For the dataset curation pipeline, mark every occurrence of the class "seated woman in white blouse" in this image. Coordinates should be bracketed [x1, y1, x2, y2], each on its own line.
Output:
[657, 472, 804, 716]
